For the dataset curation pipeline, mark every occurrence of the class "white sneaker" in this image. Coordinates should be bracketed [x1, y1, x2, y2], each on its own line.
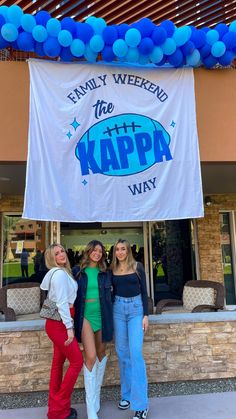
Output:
[133, 409, 148, 419]
[118, 399, 130, 410]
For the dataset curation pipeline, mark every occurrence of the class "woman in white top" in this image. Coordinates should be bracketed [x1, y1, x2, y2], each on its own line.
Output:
[41, 244, 83, 419]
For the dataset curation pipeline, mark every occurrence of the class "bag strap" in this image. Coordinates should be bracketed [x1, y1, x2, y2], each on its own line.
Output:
[48, 268, 61, 293]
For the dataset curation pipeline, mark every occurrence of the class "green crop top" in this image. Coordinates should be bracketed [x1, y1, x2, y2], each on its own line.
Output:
[85, 266, 99, 299]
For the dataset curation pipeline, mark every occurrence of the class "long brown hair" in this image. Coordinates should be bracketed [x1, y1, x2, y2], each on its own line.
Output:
[80, 240, 107, 272]
[111, 239, 137, 273]
[44, 244, 72, 277]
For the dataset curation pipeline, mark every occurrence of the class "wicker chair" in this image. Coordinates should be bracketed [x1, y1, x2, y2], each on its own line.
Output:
[0, 282, 46, 321]
[156, 280, 225, 314]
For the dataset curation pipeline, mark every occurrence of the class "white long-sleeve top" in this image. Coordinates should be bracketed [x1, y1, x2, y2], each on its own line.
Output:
[40, 267, 78, 329]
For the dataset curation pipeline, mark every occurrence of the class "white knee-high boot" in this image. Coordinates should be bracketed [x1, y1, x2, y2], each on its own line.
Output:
[95, 355, 108, 412]
[84, 363, 98, 419]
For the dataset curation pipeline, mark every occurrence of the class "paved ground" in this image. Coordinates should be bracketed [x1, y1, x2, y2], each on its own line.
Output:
[1, 391, 236, 419]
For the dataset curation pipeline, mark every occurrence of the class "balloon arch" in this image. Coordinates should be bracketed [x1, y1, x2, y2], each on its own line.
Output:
[0, 4, 236, 68]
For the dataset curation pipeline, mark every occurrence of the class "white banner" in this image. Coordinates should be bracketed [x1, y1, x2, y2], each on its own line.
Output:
[23, 59, 203, 222]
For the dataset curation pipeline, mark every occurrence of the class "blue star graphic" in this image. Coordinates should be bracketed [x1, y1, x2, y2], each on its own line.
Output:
[82, 179, 88, 186]
[71, 117, 80, 131]
[66, 131, 72, 139]
[170, 120, 176, 128]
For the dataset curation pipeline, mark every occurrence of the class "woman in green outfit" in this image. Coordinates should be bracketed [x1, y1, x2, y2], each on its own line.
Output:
[73, 240, 113, 419]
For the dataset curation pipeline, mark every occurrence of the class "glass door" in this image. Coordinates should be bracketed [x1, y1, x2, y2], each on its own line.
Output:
[220, 212, 236, 305]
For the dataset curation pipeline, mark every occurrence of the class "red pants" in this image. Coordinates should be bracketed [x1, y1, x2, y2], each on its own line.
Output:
[45, 308, 83, 419]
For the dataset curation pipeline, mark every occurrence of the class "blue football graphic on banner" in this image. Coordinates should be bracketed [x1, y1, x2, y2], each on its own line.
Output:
[75, 113, 172, 176]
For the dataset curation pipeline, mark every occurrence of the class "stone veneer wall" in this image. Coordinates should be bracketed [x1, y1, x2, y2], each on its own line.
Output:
[1, 319, 236, 393]
[196, 194, 236, 283]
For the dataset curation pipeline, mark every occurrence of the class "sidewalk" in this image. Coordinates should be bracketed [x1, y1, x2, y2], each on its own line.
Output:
[0, 391, 236, 419]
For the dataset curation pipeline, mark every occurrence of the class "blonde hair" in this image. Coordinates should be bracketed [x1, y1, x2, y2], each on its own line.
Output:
[80, 240, 107, 272]
[111, 239, 137, 273]
[44, 244, 72, 277]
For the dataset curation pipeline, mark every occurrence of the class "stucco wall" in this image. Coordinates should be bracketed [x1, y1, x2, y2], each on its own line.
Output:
[0, 62, 236, 162]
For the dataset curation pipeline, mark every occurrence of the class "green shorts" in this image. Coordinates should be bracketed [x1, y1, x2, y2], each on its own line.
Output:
[84, 299, 102, 332]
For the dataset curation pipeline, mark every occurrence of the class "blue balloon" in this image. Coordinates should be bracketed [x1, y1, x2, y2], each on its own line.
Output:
[103, 26, 118, 46]
[222, 31, 236, 49]
[162, 37, 176, 55]
[0, 15, 5, 29]
[113, 39, 128, 57]
[35, 41, 45, 57]
[125, 28, 141, 47]
[87, 16, 106, 35]
[138, 53, 149, 65]
[186, 49, 201, 66]
[181, 40, 195, 56]
[117, 23, 129, 39]
[17, 32, 35, 51]
[218, 50, 233, 66]
[58, 29, 73, 47]
[168, 48, 184, 67]
[0, 32, 8, 48]
[46, 18, 61, 37]
[7, 5, 23, 28]
[160, 20, 175, 37]
[60, 46, 73, 62]
[151, 26, 167, 46]
[138, 37, 154, 55]
[70, 39, 85, 57]
[191, 29, 206, 48]
[173, 26, 192, 46]
[150, 46, 163, 63]
[0, 6, 9, 22]
[215, 23, 228, 39]
[1, 23, 18, 42]
[202, 54, 217, 68]
[211, 41, 226, 57]
[101, 45, 115, 62]
[76, 22, 94, 43]
[134, 18, 154, 37]
[199, 43, 211, 58]
[229, 20, 236, 33]
[32, 25, 48, 42]
[21, 14, 36, 33]
[43, 36, 61, 57]
[206, 29, 219, 45]
[35, 11, 51, 26]
[90, 34, 104, 52]
[84, 44, 97, 62]
[61, 17, 76, 36]
[156, 55, 167, 66]
[125, 47, 139, 63]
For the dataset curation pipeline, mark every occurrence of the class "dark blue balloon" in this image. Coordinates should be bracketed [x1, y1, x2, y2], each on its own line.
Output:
[222, 31, 236, 49]
[151, 26, 167, 45]
[43, 36, 61, 58]
[138, 37, 154, 55]
[201, 27, 210, 33]
[35, 41, 45, 57]
[215, 23, 228, 39]
[218, 50, 233, 66]
[199, 43, 211, 58]
[76, 22, 94, 43]
[0, 32, 8, 48]
[117, 23, 129, 39]
[160, 20, 175, 37]
[191, 29, 206, 48]
[35, 10, 51, 27]
[168, 48, 184, 67]
[181, 40, 195, 56]
[202, 54, 217, 68]
[61, 17, 76, 36]
[60, 46, 74, 61]
[101, 45, 115, 61]
[156, 55, 167, 66]
[102, 26, 118, 45]
[134, 17, 154, 37]
[17, 32, 35, 51]
[0, 14, 5, 29]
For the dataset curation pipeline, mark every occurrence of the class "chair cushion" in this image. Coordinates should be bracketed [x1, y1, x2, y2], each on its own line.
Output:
[7, 287, 41, 315]
[183, 286, 215, 311]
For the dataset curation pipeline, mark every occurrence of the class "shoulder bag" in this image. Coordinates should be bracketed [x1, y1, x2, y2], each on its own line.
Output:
[40, 269, 62, 321]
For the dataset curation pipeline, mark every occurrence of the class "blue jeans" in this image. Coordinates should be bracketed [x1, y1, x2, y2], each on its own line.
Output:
[113, 294, 148, 411]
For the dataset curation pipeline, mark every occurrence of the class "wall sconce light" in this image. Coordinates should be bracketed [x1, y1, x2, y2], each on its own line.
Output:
[204, 196, 212, 206]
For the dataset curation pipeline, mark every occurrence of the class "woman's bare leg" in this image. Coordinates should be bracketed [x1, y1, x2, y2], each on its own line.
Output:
[94, 330, 106, 361]
[81, 318, 97, 371]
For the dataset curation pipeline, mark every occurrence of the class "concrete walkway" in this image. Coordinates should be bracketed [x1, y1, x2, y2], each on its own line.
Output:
[0, 391, 236, 419]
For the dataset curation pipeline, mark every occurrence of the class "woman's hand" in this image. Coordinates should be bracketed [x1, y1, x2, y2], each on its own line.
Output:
[65, 328, 74, 346]
[142, 315, 149, 333]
